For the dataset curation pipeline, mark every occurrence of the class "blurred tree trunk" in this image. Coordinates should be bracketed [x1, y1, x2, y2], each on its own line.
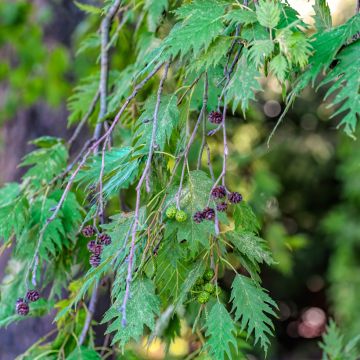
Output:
[0, 104, 70, 183]
[0, 2, 81, 358]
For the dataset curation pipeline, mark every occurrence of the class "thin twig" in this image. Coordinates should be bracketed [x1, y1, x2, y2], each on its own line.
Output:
[120, 61, 170, 327]
[221, 102, 228, 187]
[38, 62, 164, 232]
[205, 144, 215, 181]
[177, 73, 203, 106]
[224, 25, 240, 76]
[175, 74, 209, 208]
[105, 5, 131, 51]
[97, 137, 109, 224]
[93, 0, 123, 147]
[78, 282, 99, 345]
[219, 45, 242, 100]
[94, 61, 164, 150]
[197, 110, 206, 169]
[208, 101, 229, 201]
[78, 1, 122, 347]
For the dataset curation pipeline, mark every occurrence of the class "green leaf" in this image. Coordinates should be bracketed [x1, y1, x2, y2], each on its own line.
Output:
[277, 4, 305, 29]
[54, 261, 110, 322]
[67, 74, 99, 125]
[163, 0, 226, 58]
[256, 0, 280, 29]
[103, 278, 160, 349]
[205, 303, 238, 360]
[51, 190, 83, 240]
[293, 14, 360, 93]
[20, 140, 68, 184]
[74, 1, 101, 15]
[30, 136, 62, 148]
[24, 200, 64, 258]
[248, 39, 274, 67]
[145, 0, 168, 32]
[165, 170, 215, 255]
[226, 51, 262, 114]
[67, 346, 101, 360]
[224, 8, 258, 26]
[233, 202, 260, 233]
[107, 67, 135, 115]
[241, 23, 269, 42]
[135, 94, 179, 152]
[76, 33, 101, 56]
[175, 260, 205, 307]
[321, 41, 360, 136]
[0, 184, 28, 241]
[189, 37, 232, 73]
[313, 0, 332, 32]
[230, 274, 277, 354]
[280, 30, 312, 68]
[227, 231, 274, 266]
[154, 240, 190, 301]
[76, 147, 139, 198]
[319, 320, 344, 360]
[269, 54, 287, 82]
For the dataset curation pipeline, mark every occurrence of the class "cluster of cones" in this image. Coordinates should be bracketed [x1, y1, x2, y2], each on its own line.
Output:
[193, 186, 242, 224]
[82, 225, 112, 267]
[16, 290, 40, 316]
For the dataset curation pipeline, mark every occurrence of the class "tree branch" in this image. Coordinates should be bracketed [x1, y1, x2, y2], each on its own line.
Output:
[78, 282, 99, 345]
[93, 0, 123, 147]
[77, 0, 121, 346]
[120, 61, 170, 326]
[175, 74, 208, 208]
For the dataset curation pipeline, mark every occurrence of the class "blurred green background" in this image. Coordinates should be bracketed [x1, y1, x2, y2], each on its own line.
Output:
[0, 1, 359, 359]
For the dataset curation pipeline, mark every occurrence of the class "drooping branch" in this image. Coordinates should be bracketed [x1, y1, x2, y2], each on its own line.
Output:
[78, 282, 99, 345]
[120, 61, 170, 326]
[26, 2, 165, 291]
[76, 0, 121, 346]
[41, 62, 164, 228]
[93, 0, 123, 146]
[175, 74, 209, 208]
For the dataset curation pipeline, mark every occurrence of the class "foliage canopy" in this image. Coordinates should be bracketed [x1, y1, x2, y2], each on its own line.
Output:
[0, 0, 360, 358]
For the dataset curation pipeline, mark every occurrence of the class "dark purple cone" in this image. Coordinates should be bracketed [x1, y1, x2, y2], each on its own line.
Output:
[26, 290, 40, 302]
[203, 207, 215, 220]
[228, 192, 243, 204]
[92, 244, 103, 256]
[16, 301, 29, 316]
[82, 225, 96, 238]
[87, 240, 96, 252]
[98, 233, 111, 246]
[89, 254, 101, 267]
[208, 111, 223, 124]
[216, 202, 228, 212]
[16, 298, 24, 305]
[211, 186, 226, 199]
[193, 211, 205, 224]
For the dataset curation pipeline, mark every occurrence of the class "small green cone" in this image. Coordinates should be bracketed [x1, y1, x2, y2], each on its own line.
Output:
[197, 291, 210, 304]
[203, 269, 215, 281]
[166, 205, 177, 219]
[204, 283, 215, 294]
[175, 210, 188, 222]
